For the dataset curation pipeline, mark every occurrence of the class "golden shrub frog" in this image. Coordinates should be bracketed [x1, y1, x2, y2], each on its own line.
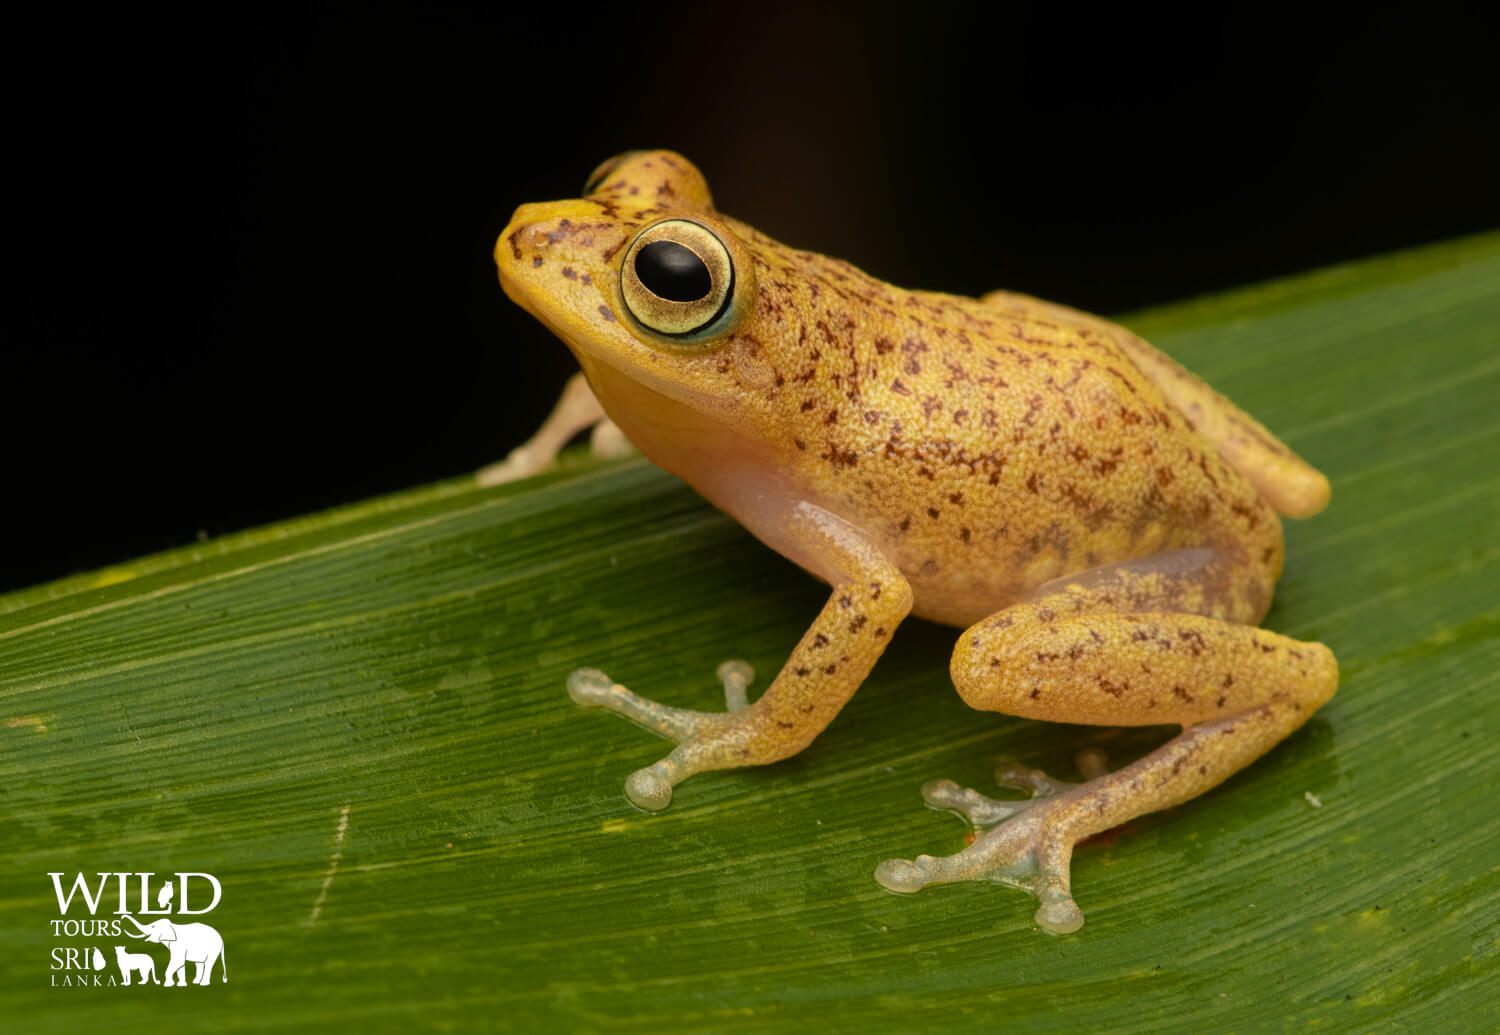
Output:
[488, 151, 1337, 934]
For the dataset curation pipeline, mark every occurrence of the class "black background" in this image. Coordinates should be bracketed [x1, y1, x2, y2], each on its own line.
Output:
[6, 3, 1497, 593]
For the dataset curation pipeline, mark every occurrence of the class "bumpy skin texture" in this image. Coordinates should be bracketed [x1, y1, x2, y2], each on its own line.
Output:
[495, 151, 1338, 934]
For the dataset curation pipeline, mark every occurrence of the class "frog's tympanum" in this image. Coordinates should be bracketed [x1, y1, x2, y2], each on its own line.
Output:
[489, 151, 1337, 934]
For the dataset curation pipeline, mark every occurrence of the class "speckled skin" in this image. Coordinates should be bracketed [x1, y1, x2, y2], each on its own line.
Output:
[496, 151, 1338, 934]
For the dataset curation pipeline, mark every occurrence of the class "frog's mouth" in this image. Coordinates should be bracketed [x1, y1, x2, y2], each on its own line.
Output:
[495, 206, 753, 426]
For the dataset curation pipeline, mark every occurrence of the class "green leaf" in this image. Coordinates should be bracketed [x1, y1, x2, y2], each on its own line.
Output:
[5, 233, 1497, 1031]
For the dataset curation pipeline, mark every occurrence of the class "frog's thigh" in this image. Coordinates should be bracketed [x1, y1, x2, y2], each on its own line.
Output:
[957, 603, 1335, 731]
[950, 558, 1337, 820]
[952, 557, 1335, 729]
[893, 561, 1336, 933]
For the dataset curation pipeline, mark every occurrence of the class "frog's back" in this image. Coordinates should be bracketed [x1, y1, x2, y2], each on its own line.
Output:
[742, 239, 1287, 627]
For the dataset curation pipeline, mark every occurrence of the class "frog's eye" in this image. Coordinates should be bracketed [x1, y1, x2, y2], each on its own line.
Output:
[583, 151, 643, 195]
[620, 220, 734, 339]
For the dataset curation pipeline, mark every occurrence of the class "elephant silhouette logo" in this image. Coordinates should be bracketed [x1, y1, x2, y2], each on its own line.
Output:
[113, 945, 159, 986]
[120, 915, 227, 986]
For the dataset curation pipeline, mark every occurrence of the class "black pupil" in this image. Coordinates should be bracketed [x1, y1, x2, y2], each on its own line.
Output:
[635, 241, 712, 302]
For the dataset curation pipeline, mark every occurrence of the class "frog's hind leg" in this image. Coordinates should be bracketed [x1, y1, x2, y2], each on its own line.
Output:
[876, 553, 1337, 934]
[476, 371, 633, 486]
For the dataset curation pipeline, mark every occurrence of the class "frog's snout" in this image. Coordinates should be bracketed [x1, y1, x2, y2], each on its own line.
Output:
[494, 203, 551, 273]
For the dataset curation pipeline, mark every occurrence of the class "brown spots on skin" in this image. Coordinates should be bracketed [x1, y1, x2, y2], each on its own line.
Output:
[596, 305, 615, 322]
[1026, 472, 1040, 494]
[850, 615, 868, 632]
[823, 443, 858, 468]
[793, 438, 806, 451]
[874, 626, 888, 638]
[1037, 608, 1056, 623]
[838, 595, 852, 609]
[561, 266, 577, 280]
[1097, 675, 1126, 698]
[927, 506, 940, 519]
[960, 527, 972, 544]
[813, 633, 829, 648]
[1091, 449, 1124, 477]
[1223, 673, 1235, 688]
[1196, 452, 1221, 489]
[1172, 686, 1195, 703]
[531, 256, 544, 268]
[869, 581, 882, 598]
[1104, 366, 1140, 395]
[891, 378, 911, 396]
[824, 664, 838, 675]
[1179, 627, 1206, 660]
[899, 515, 912, 533]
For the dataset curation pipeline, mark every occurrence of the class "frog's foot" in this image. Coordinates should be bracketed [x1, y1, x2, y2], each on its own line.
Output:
[874, 750, 1112, 935]
[565, 662, 756, 810]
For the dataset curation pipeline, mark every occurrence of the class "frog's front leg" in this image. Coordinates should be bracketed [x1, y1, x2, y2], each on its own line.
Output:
[475, 371, 633, 487]
[568, 502, 913, 810]
[877, 553, 1338, 934]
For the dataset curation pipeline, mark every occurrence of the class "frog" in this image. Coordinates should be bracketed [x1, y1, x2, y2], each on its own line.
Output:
[487, 150, 1338, 935]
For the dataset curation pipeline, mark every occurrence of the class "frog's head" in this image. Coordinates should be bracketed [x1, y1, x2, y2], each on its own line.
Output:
[496, 151, 768, 433]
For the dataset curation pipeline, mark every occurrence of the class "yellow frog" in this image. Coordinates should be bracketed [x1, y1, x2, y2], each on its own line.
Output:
[487, 151, 1337, 934]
